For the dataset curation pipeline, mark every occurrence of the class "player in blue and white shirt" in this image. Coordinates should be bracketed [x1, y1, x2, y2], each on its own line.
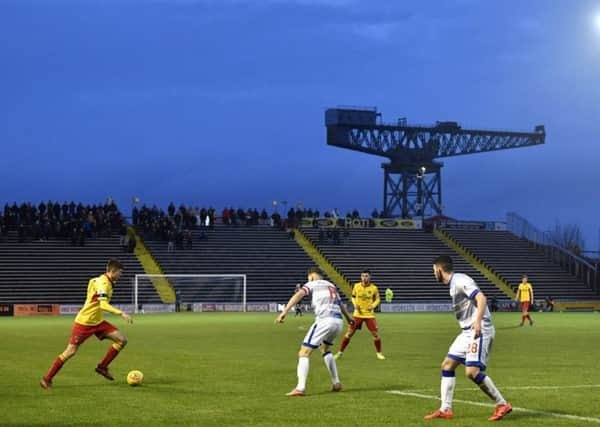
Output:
[276, 267, 354, 396]
[424, 256, 513, 422]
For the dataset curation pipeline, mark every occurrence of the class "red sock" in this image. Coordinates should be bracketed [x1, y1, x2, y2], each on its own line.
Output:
[525, 314, 532, 322]
[45, 355, 65, 381]
[339, 335, 351, 352]
[374, 337, 382, 353]
[98, 344, 121, 368]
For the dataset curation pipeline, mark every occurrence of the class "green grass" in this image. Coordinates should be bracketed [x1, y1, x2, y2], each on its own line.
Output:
[1, 312, 600, 426]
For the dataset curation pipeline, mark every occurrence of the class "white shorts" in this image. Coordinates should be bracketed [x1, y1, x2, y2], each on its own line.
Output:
[302, 316, 343, 349]
[447, 326, 495, 370]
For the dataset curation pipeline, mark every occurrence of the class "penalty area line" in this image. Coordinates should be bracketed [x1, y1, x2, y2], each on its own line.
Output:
[386, 390, 600, 424]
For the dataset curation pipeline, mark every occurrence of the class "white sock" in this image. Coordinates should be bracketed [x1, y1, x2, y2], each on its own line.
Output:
[323, 352, 340, 384]
[441, 375, 456, 411]
[479, 376, 506, 405]
[296, 356, 309, 391]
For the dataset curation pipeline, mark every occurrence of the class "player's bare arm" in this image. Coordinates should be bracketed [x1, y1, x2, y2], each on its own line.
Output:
[121, 312, 133, 324]
[340, 302, 354, 325]
[351, 295, 362, 314]
[472, 292, 487, 338]
[276, 289, 306, 323]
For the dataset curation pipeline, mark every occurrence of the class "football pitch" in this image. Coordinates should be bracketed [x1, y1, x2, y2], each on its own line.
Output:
[2, 312, 599, 426]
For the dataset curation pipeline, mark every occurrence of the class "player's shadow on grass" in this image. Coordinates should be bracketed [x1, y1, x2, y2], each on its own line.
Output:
[495, 325, 522, 330]
[309, 384, 408, 396]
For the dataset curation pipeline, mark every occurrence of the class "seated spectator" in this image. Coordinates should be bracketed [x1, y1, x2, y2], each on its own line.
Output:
[545, 296, 555, 312]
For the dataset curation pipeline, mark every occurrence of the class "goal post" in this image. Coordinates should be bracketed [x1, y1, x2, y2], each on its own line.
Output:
[134, 274, 247, 313]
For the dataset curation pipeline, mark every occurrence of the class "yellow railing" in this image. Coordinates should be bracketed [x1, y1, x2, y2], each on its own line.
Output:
[434, 229, 516, 299]
[129, 227, 175, 303]
[292, 228, 353, 299]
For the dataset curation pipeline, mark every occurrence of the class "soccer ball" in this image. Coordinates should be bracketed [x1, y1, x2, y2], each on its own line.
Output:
[127, 370, 144, 386]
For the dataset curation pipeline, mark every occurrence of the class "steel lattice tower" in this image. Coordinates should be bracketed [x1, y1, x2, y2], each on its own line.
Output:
[325, 108, 545, 218]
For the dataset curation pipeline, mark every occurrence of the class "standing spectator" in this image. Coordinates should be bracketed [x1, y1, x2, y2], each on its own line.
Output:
[260, 209, 269, 225]
[489, 296, 499, 312]
[119, 223, 128, 249]
[127, 234, 137, 253]
[132, 206, 139, 225]
[185, 229, 193, 248]
[332, 228, 341, 245]
[167, 230, 175, 253]
[175, 289, 182, 312]
[222, 208, 230, 225]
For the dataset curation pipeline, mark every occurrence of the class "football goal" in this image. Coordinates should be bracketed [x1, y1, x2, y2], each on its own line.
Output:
[134, 274, 247, 313]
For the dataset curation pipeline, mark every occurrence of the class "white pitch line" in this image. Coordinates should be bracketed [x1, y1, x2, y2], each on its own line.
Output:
[386, 390, 600, 424]
[405, 384, 600, 393]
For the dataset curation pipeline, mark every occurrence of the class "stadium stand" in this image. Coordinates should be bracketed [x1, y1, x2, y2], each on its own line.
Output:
[138, 224, 316, 303]
[0, 202, 158, 304]
[300, 228, 507, 300]
[0, 230, 155, 304]
[442, 229, 598, 299]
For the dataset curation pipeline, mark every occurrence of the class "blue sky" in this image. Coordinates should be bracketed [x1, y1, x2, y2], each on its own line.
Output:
[1, 0, 599, 251]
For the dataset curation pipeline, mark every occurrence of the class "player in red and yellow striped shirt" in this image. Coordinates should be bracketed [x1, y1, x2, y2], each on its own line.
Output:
[334, 270, 385, 360]
[40, 259, 133, 389]
[515, 275, 534, 327]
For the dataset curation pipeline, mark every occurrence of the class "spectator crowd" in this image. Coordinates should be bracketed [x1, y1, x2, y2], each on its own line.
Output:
[1, 201, 126, 247]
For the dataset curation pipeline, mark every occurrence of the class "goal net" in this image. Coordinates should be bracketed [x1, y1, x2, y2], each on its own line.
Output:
[134, 274, 247, 313]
